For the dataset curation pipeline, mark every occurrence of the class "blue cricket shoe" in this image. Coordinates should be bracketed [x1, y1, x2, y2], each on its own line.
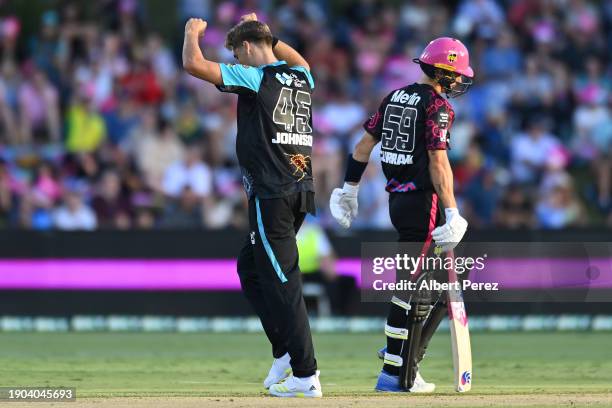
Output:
[375, 347, 436, 393]
[375, 369, 405, 392]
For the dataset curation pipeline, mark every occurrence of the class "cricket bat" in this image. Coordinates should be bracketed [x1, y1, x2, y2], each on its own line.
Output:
[447, 252, 472, 392]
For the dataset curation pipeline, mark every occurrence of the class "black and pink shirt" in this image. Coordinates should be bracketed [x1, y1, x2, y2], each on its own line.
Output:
[363, 83, 454, 193]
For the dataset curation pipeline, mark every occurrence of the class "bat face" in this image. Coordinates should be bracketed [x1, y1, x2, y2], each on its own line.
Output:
[448, 288, 472, 392]
[447, 254, 472, 392]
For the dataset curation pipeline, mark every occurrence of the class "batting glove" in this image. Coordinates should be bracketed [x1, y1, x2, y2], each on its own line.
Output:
[329, 183, 359, 228]
[431, 208, 468, 252]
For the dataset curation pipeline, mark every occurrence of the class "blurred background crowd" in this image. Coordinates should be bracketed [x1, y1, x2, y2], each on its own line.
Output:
[0, 0, 610, 231]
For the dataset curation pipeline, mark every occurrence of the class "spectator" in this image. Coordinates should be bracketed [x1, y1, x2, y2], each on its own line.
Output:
[510, 56, 554, 120]
[18, 188, 54, 231]
[30, 10, 62, 83]
[494, 184, 535, 229]
[175, 99, 204, 144]
[0, 78, 18, 143]
[91, 170, 132, 229]
[159, 186, 203, 229]
[463, 167, 501, 228]
[103, 98, 140, 145]
[572, 86, 611, 210]
[0, 160, 14, 227]
[139, 122, 185, 191]
[147, 33, 179, 90]
[31, 162, 62, 208]
[18, 68, 60, 143]
[312, 132, 343, 213]
[53, 187, 97, 230]
[535, 179, 586, 229]
[453, 0, 505, 40]
[120, 58, 164, 106]
[381, 43, 423, 93]
[135, 207, 156, 229]
[317, 81, 365, 138]
[161, 146, 212, 198]
[65, 94, 107, 153]
[480, 28, 521, 79]
[132, 191, 158, 229]
[511, 118, 562, 184]
[122, 107, 161, 157]
[573, 86, 609, 159]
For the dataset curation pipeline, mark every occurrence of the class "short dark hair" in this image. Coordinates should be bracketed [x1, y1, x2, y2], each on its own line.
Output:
[225, 21, 273, 50]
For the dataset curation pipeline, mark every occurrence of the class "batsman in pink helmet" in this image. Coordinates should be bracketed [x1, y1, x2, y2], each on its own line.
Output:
[329, 37, 474, 392]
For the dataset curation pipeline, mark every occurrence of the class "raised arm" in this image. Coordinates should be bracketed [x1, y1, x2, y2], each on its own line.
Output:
[239, 13, 310, 70]
[182, 18, 223, 85]
[272, 40, 310, 70]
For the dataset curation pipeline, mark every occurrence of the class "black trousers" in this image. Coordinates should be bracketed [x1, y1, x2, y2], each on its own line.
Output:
[388, 190, 445, 243]
[237, 192, 317, 378]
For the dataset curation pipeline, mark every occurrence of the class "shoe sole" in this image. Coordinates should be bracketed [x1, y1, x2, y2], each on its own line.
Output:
[409, 385, 436, 393]
[269, 390, 322, 398]
[269, 370, 322, 397]
[375, 388, 405, 393]
[375, 386, 435, 393]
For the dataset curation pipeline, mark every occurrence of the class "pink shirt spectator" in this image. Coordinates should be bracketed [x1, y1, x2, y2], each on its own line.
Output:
[18, 81, 57, 126]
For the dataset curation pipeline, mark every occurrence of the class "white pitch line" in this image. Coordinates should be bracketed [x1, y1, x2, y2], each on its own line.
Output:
[177, 381, 261, 385]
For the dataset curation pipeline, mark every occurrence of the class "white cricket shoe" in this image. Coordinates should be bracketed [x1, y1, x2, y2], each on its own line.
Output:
[410, 371, 436, 393]
[269, 370, 322, 397]
[263, 353, 292, 389]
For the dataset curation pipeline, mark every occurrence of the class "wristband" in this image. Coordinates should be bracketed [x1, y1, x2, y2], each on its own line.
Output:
[272, 36, 279, 48]
[344, 154, 368, 183]
[343, 182, 359, 195]
[445, 208, 459, 221]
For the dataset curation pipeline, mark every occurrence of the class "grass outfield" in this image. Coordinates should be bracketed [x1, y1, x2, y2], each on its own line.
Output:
[0, 332, 611, 406]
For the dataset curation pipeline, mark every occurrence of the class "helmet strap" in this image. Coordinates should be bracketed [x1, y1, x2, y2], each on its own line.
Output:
[415, 59, 471, 98]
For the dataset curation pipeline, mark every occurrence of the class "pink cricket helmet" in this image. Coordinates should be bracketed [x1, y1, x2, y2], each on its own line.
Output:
[417, 37, 474, 78]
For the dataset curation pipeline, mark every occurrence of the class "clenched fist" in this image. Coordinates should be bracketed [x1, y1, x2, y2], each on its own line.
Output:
[239, 13, 258, 23]
[185, 18, 207, 37]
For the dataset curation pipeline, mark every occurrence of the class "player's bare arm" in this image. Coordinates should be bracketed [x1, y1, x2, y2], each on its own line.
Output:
[349, 132, 378, 178]
[272, 40, 310, 70]
[239, 13, 310, 70]
[428, 148, 467, 252]
[428, 149, 457, 209]
[182, 18, 223, 85]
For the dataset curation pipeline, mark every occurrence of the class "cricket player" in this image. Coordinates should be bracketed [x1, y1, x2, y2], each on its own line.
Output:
[329, 37, 474, 392]
[183, 14, 321, 397]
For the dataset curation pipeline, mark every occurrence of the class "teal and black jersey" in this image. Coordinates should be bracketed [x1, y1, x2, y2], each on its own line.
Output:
[217, 60, 315, 199]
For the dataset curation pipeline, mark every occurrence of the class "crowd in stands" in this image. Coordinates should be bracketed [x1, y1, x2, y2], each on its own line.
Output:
[0, 0, 609, 230]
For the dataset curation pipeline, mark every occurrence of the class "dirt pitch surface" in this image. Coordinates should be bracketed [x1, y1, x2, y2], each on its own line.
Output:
[3, 332, 611, 407]
[9, 394, 612, 408]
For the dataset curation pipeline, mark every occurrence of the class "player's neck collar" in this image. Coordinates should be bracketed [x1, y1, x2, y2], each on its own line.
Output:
[258, 60, 287, 68]
[419, 82, 442, 96]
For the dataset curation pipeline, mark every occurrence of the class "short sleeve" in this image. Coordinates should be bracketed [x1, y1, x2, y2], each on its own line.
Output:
[289, 66, 315, 89]
[218, 64, 264, 94]
[362, 96, 389, 141]
[425, 97, 454, 150]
